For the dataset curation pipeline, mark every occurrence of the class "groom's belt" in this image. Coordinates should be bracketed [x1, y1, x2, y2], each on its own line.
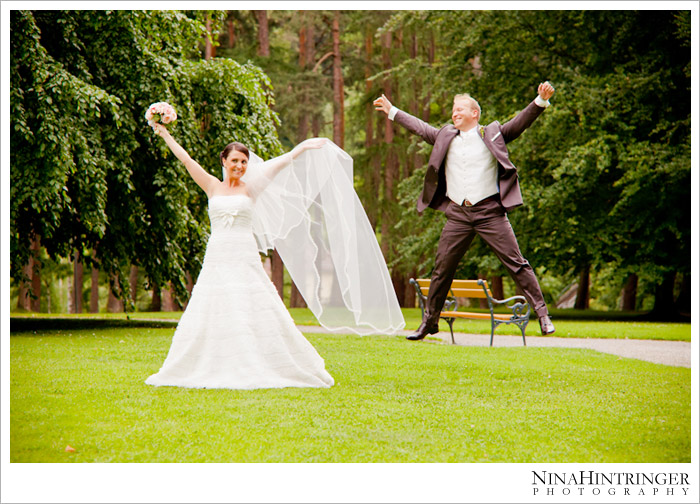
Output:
[460, 194, 500, 207]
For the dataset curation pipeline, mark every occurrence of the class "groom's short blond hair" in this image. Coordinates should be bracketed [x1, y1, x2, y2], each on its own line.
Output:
[454, 94, 481, 120]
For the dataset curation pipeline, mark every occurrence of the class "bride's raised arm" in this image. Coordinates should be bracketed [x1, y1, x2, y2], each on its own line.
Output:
[152, 123, 219, 196]
[261, 138, 328, 180]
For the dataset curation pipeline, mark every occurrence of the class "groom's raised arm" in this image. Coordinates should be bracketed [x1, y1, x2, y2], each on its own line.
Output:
[500, 81, 555, 143]
[374, 94, 440, 145]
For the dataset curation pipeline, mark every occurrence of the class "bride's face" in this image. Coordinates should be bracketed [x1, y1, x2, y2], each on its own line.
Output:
[223, 150, 248, 180]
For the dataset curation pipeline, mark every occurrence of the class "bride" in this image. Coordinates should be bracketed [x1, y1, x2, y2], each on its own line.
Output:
[145, 121, 404, 390]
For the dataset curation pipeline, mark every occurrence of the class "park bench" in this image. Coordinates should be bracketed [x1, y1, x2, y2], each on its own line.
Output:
[409, 278, 531, 346]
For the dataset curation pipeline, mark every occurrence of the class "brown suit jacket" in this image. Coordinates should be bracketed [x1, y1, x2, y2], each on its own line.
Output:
[394, 100, 545, 213]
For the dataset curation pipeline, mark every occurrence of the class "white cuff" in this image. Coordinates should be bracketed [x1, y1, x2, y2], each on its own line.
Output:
[388, 106, 399, 120]
[535, 96, 550, 108]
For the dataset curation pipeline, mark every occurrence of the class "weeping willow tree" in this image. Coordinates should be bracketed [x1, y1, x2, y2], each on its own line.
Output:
[11, 10, 282, 309]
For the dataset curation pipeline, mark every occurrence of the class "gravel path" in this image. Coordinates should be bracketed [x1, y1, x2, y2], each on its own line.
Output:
[297, 326, 691, 368]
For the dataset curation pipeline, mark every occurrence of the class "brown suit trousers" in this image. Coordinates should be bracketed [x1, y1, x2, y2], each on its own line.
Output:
[424, 197, 548, 325]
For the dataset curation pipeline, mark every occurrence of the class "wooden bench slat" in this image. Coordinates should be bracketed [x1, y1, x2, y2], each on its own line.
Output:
[450, 279, 487, 289]
[449, 288, 489, 298]
[416, 280, 493, 298]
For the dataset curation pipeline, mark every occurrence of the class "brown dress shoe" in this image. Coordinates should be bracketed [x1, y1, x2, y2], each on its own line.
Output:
[539, 315, 555, 335]
[406, 322, 439, 341]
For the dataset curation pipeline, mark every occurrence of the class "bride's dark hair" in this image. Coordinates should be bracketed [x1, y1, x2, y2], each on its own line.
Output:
[220, 142, 249, 164]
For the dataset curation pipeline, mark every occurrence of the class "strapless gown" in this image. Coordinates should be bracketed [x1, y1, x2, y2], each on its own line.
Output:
[145, 195, 334, 390]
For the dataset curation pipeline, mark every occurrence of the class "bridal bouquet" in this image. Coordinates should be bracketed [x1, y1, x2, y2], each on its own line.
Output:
[145, 102, 177, 127]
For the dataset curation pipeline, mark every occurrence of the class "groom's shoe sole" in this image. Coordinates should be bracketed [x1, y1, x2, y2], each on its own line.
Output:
[406, 325, 439, 341]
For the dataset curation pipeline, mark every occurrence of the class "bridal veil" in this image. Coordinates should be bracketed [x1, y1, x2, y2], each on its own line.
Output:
[238, 140, 405, 336]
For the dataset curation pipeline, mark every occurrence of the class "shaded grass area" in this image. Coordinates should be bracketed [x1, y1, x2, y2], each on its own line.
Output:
[11, 328, 690, 463]
[11, 308, 690, 341]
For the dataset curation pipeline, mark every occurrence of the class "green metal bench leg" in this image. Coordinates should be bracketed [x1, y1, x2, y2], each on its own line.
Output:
[520, 322, 527, 346]
[446, 318, 456, 345]
[490, 319, 495, 347]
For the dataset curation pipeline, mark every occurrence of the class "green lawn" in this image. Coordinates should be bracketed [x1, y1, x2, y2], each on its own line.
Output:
[10, 326, 690, 463]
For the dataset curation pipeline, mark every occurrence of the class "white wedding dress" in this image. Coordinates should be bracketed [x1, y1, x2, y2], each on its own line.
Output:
[145, 194, 334, 390]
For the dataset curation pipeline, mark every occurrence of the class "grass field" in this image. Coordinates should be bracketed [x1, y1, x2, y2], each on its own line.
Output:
[10, 325, 690, 463]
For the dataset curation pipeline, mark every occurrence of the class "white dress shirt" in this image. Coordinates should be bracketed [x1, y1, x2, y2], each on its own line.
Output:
[444, 125, 499, 205]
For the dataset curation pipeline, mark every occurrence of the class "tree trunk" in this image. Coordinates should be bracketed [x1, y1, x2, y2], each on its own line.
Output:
[204, 16, 216, 60]
[227, 18, 235, 48]
[305, 16, 315, 61]
[620, 273, 638, 311]
[308, 19, 321, 137]
[150, 283, 162, 312]
[16, 236, 41, 311]
[183, 272, 194, 309]
[90, 265, 100, 313]
[404, 268, 417, 308]
[17, 260, 32, 310]
[162, 282, 179, 312]
[107, 275, 123, 313]
[490, 275, 504, 300]
[574, 264, 590, 310]
[30, 236, 41, 312]
[391, 273, 406, 309]
[331, 11, 345, 148]
[254, 11, 270, 58]
[107, 290, 123, 313]
[290, 282, 307, 308]
[311, 117, 321, 137]
[300, 13, 312, 68]
[299, 17, 307, 66]
[71, 249, 83, 314]
[270, 249, 285, 301]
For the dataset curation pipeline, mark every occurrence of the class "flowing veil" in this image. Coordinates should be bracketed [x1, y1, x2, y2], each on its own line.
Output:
[233, 140, 405, 336]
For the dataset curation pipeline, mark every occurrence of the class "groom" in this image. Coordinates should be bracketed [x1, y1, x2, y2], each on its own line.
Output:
[374, 82, 556, 339]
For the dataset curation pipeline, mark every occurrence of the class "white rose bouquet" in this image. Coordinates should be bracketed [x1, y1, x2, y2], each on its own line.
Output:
[145, 102, 177, 127]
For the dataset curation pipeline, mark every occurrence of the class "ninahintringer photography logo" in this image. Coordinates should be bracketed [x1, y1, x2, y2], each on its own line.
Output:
[532, 471, 691, 497]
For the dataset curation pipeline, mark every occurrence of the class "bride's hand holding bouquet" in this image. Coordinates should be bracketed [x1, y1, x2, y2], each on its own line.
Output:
[146, 101, 198, 175]
[145, 102, 177, 136]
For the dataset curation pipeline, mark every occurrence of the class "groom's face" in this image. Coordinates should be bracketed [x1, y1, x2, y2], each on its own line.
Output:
[452, 99, 478, 131]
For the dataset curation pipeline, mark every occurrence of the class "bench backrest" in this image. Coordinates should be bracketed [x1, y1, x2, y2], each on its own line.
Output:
[415, 278, 492, 299]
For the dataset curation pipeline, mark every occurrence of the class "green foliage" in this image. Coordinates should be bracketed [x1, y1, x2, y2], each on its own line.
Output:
[12, 10, 690, 314]
[10, 328, 690, 462]
[11, 11, 123, 277]
[377, 10, 690, 309]
[11, 10, 282, 307]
